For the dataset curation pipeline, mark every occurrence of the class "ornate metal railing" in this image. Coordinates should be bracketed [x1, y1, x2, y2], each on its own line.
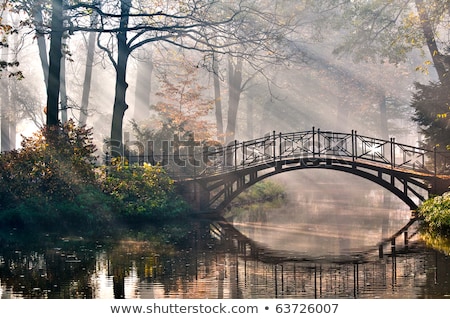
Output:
[201, 128, 450, 177]
[104, 128, 450, 180]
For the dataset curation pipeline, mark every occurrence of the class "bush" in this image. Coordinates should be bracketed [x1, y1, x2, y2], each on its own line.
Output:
[0, 120, 97, 206]
[233, 180, 286, 206]
[418, 192, 450, 235]
[0, 121, 189, 234]
[100, 160, 189, 223]
[0, 121, 113, 233]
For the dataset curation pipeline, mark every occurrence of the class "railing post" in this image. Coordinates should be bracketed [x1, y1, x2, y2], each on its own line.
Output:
[273, 130, 276, 161]
[279, 132, 283, 161]
[317, 128, 321, 157]
[354, 130, 357, 159]
[351, 130, 355, 162]
[390, 137, 395, 169]
[242, 141, 245, 168]
[234, 140, 238, 170]
[312, 126, 315, 157]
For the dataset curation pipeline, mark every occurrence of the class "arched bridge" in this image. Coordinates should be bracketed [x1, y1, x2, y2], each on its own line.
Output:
[178, 128, 450, 213]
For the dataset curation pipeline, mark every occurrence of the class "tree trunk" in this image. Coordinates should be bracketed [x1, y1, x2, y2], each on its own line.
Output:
[60, 35, 68, 123]
[79, 31, 96, 126]
[33, 4, 49, 89]
[415, 0, 450, 84]
[246, 85, 258, 139]
[213, 54, 224, 142]
[109, 0, 131, 156]
[1, 12, 10, 151]
[225, 57, 243, 144]
[0, 108, 10, 152]
[46, 0, 64, 127]
[1, 81, 10, 152]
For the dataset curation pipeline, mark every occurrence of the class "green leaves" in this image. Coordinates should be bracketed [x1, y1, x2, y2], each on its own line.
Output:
[100, 161, 188, 222]
[418, 192, 450, 235]
[411, 81, 450, 153]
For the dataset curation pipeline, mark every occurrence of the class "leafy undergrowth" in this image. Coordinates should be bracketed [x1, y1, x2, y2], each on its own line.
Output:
[0, 121, 189, 237]
[418, 192, 450, 236]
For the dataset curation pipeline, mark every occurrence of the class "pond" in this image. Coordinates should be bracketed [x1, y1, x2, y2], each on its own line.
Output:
[1, 172, 450, 299]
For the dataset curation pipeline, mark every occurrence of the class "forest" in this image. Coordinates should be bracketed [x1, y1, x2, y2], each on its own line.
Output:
[0, 0, 450, 233]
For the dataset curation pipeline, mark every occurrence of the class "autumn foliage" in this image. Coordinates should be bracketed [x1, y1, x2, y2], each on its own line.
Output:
[0, 121, 188, 234]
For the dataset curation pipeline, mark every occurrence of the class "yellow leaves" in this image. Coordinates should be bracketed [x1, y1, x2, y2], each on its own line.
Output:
[415, 60, 433, 75]
[403, 11, 420, 28]
[0, 24, 13, 33]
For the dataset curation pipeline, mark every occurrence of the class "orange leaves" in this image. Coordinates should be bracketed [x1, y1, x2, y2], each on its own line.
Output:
[153, 59, 215, 141]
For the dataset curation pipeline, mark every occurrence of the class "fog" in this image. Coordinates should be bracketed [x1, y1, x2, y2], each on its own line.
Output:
[230, 169, 414, 257]
[2, 25, 433, 148]
[0, 1, 440, 184]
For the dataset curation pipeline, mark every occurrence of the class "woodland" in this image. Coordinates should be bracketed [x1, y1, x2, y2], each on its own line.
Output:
[0, 0, 449, 233]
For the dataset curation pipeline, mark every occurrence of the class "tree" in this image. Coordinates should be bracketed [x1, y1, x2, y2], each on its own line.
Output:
[0, 1, 21, 79]
[79, 28, 97, 126]
[46, 0, 63, 126]
[5, 0, 306, 153]
[152, 53, 214, 141]
[411, 81, 449, 151]
[207, 0, 305, 143]
[307, 0, 450, 146]
[61, 0, 304, 156]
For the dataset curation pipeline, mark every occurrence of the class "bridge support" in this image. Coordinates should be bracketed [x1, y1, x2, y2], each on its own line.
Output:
[176, 180, 211, 213]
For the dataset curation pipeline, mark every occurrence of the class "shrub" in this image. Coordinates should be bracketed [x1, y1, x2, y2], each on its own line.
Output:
[100, 160, 189, 223]
[0, 121, 189, 234]
[0, 120, 97, 207]
[234, 180, 286, 206]
[418, 192, 450, 235]
[0, 121, 110, 233]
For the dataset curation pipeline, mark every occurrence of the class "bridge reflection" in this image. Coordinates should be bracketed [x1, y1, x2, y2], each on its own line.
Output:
[210, 217, 425, 298]
[0, 218, 448, 299]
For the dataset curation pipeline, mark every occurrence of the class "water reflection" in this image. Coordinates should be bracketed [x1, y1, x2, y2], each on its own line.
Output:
[1, 216, 450, 299]
[1, 170, 450, 298]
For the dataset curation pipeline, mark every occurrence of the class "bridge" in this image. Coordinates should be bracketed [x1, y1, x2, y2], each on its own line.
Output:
[176, 128, 450, 213]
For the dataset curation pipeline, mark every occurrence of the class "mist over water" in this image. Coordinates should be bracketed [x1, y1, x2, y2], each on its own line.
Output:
[227, 170, 413, 259]
[1, 169, 450, 299]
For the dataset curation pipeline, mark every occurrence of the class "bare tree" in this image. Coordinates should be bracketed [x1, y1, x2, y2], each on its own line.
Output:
[7, 0, 305, 152]
[60, 0, 303, 155]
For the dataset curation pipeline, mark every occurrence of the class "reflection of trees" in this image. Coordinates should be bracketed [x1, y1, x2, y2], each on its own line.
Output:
[0, 242, 97, 298]
[1, 220, 450, 298]
[102, 222, 239, 298]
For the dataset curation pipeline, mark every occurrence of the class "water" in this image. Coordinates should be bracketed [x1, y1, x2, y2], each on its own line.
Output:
[1, 172, 450, 299]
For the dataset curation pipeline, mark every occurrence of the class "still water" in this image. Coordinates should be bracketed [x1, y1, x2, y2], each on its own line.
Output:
[1, 172, 450, 299]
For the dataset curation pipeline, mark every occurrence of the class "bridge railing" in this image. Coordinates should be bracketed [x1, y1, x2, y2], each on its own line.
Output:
[200, 128, 450, 177]
[103, 129, 450, 179]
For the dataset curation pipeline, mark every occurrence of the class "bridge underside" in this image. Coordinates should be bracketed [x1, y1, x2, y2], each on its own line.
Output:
[181, 157, 449, 213]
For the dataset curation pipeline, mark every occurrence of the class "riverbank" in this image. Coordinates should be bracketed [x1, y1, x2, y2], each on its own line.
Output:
[417, 192, 450, 236]
[0, 121, 189, 238]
